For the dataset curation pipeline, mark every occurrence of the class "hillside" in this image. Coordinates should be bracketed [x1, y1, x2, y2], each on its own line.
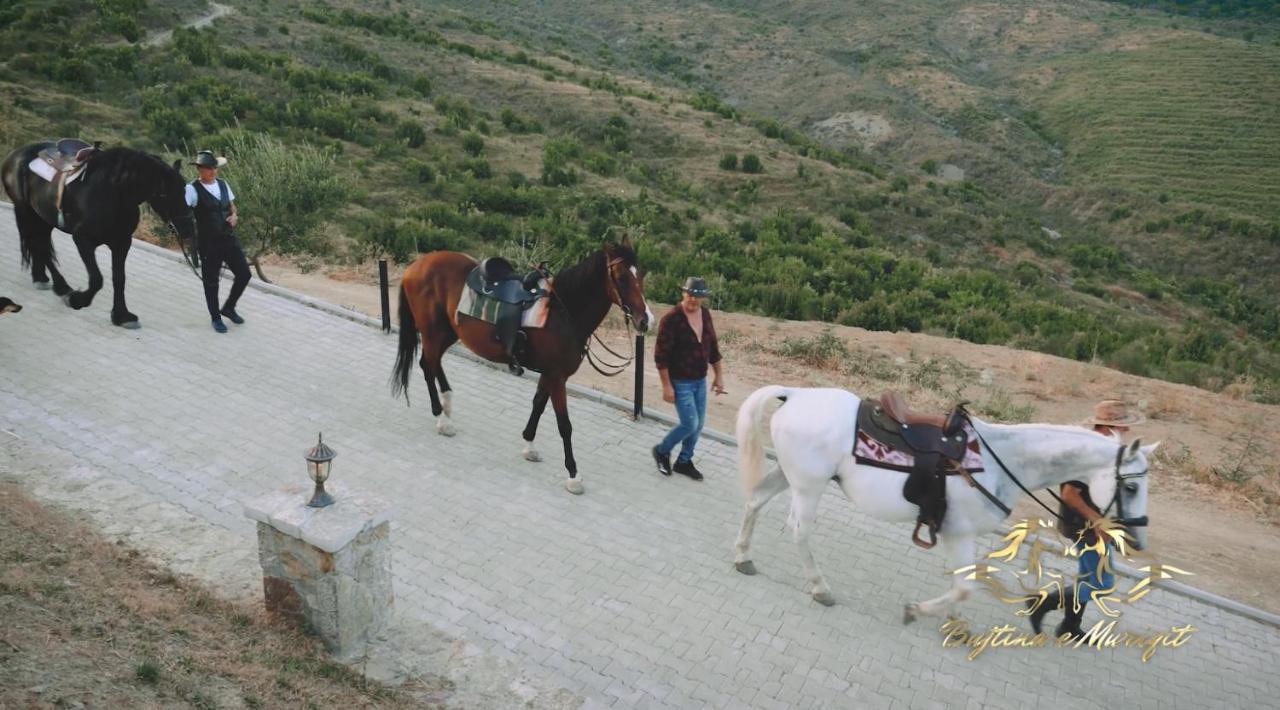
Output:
[0, 0, 1277, 399]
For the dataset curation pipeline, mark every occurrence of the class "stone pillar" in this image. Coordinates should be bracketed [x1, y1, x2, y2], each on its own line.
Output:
[243, 482, 393, 659]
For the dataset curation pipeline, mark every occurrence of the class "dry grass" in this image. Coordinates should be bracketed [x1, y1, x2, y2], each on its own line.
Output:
[0, 482, 435, 709]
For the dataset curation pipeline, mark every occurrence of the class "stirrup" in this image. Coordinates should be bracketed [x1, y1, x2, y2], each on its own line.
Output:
[911, 520, 938, 549]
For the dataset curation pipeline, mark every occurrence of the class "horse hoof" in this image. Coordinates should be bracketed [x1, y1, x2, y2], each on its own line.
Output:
[734, 561, 757, 576]
[903, 603, 919, 625]
[34, 281, 51, 291]
[564, 478, 584, 495]
[522, 445, 541, 462]
[436, 422, 456, 437]
[813, 591, 836, 607]
[117, 320, 141, 330]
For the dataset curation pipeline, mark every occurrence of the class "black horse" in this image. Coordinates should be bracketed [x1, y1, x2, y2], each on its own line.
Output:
[1, 143, 196, 328]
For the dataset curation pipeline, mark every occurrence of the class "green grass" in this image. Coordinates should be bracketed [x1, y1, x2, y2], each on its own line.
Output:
[1042, 36, 1280, 220]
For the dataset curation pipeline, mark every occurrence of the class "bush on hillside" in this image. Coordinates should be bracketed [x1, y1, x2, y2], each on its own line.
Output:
[719, 153, 738, 170]
[741, 153, 763, 174]
[216, 131, 351, 278]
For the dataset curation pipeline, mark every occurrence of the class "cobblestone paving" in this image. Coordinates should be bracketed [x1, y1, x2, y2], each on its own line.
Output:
[2, 223, 1277, 709]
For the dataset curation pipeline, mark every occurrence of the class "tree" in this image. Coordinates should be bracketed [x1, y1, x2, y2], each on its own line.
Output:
[215, 131, 352, 281]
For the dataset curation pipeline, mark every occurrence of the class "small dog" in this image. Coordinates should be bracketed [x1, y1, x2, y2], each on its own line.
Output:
[0, 297, 22, 314]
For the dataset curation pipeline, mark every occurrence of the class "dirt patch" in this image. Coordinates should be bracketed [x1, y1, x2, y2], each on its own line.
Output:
[810, 111, 893, 146]
[0, 481, 435, 709]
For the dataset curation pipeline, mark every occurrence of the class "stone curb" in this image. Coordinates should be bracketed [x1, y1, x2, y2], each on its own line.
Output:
[28, 225, 1279, 630]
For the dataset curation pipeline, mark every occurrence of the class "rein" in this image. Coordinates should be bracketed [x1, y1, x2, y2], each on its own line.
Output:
[166, 219, 201, 279]
[549, 255, 639, 378]
[962, 409, 1066, 522]
[961, 409, 1149, 531]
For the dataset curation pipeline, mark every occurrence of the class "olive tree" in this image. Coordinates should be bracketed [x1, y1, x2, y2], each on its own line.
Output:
[216, 131, 351, 281]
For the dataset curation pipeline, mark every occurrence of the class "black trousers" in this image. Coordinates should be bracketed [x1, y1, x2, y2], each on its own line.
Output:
[199, 238, 251, 319]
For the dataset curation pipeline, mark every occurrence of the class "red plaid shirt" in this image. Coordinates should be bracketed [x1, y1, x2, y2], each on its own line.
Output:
[654, 305, 722, 380]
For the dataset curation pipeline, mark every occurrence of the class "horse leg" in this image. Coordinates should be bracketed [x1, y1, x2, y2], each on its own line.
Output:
[521, 374, 550, 462]
[548, 378, 581, 495]
[13, 206, 69, 295]
[64, 235, 102, 310]
[109, 240, 139, 328]
[418, 333, 455, 437]
[733, 466, 790, 575]
[790, 487, 835, 606]
[904, 534, 976, 625]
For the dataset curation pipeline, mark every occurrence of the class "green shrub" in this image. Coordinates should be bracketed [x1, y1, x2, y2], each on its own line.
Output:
[719, 153, 738, 170]
[462, 132, 485, 156]
[775, 330, 848, 367]
[920, 159, 938, 175]
[410, 75, 433, 97]
[217, 131, 352, 271]
[740, 153, 763, 174]
[397, 120, 427, 148]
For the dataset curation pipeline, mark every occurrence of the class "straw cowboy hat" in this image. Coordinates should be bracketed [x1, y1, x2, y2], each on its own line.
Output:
[1083, 399, 1145, 428]
[191, 150, 228, 169]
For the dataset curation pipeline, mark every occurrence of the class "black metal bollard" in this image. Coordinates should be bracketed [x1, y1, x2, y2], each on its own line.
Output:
[633, 334, 644, 420]
[379, 259, 391, 333]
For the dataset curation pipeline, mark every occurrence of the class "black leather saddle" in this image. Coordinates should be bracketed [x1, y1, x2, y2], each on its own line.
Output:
[857, 393, 970, 549]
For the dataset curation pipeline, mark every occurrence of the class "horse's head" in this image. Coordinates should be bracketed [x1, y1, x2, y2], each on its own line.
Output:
[151, 158, 196, 246]
[602, 237, 652, 333]
[1085, 438, 1159, 551]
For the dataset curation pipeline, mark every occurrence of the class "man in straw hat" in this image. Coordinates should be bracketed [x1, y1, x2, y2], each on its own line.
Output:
[1028, 399, 1145, 639]
[651, 277, 726, 481]
[185, 150, 250, 333]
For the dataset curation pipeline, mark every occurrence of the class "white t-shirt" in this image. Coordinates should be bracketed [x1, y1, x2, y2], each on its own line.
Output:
[184, 179, 236, 208]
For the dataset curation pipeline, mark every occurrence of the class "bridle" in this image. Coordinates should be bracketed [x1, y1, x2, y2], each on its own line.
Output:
[1099, 445, 1150, 530]
[549, 255, 647, 377]
[961, 409, 1149, 532]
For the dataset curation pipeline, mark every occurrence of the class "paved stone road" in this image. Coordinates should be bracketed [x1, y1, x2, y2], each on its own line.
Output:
[2, 221, 1278, 709]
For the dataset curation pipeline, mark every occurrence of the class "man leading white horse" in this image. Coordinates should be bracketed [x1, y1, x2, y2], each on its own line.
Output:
[732, 385, 1156, 621]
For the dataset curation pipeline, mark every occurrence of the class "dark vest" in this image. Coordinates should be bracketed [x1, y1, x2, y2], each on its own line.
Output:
[191, 179, 232, 246]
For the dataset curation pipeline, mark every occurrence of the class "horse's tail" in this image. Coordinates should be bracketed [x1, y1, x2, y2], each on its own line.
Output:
[4, 151, 41, 268]
[390, 284, 419, 404]
[736, 385, 790, 497]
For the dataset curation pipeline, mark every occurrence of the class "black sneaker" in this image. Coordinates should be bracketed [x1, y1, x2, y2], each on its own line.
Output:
[220, 307, 244, 324]
[672, 460, 704, 481]
[651, 446, 672, 476]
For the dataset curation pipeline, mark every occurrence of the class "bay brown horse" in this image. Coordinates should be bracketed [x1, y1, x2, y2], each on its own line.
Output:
[390, 238, 652, 494]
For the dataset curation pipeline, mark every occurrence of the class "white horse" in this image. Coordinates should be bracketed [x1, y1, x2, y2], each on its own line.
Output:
[733, 386, 1156, 621]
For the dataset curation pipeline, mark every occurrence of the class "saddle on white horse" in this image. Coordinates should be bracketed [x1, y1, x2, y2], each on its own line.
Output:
[855, 392, 975, 549]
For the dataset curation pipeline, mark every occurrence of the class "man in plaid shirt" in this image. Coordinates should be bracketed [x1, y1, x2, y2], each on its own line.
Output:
[651, 277, 726, 481]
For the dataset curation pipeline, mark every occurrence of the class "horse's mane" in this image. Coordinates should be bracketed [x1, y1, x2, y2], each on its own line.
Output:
[87, 147, 180, 195]
[551, 242, 637, 298]
[552, 249, 605, 298]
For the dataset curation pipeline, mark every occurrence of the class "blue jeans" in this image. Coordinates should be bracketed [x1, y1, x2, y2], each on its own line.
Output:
[658, 378, 706, 464]
[1073, 540, 1116, 607]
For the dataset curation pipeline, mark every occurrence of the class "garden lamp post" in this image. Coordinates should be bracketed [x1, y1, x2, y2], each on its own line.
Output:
[305, 433, 337, 508]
